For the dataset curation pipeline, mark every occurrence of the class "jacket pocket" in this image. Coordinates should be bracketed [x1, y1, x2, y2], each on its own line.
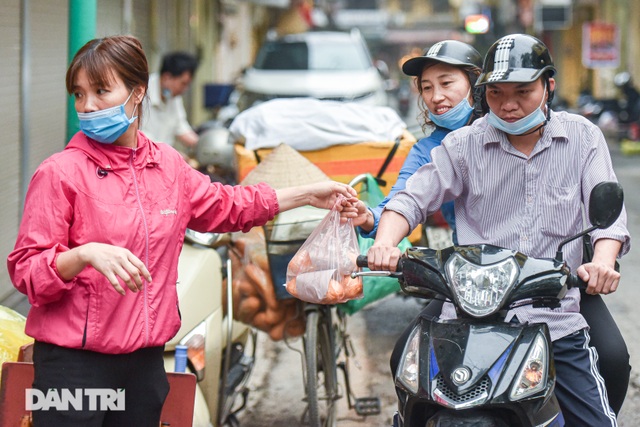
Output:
[540, 183, 580, 238]
[81, 298, 90, 348]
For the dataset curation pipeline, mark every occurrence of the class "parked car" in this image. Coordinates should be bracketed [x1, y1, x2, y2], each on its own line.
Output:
[237, 30, 389, 111]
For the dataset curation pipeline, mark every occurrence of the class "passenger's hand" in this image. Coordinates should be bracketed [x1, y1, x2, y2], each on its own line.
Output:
[576, 261, 620, 295]
[79, 243, 152, 295]
[366, 244, 402, 272]
[340, 199, 374, 229]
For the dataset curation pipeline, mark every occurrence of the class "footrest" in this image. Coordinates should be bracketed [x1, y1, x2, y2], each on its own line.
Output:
[354, 396, 381, 416]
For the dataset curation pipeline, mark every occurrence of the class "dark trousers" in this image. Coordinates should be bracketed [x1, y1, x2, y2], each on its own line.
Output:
[390, 295, 630, 415]
[553, 329, 617, 426]
[31, 341, 169, 427]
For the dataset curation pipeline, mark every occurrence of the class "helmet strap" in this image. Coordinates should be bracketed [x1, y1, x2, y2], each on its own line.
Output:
[473, 86, 487, 116]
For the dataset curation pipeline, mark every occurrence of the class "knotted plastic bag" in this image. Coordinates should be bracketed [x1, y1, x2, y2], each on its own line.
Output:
[338, 174, 412, 315]
[286, 196, 363, 304]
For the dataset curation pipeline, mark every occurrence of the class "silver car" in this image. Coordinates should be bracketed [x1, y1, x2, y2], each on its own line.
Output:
[237, 30, 389, 111]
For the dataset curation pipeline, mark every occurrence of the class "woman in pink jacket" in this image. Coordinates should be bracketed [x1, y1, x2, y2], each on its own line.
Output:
[7, 35, 356, 427]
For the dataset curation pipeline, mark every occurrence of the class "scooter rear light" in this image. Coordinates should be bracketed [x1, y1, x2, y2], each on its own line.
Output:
[180, 322, 207, 381]
[185, 334, 206, 380]
[510, 333, 548, 400]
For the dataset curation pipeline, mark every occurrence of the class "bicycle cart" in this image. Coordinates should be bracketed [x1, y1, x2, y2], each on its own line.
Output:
[228, 99, 414, 426]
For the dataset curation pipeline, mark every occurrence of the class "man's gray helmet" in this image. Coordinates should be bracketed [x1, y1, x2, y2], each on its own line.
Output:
[476, 34, 556, 86]
[402, 40, 483, 77]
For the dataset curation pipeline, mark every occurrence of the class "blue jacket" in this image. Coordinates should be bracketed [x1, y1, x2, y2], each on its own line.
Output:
[360, 127, 456, 240]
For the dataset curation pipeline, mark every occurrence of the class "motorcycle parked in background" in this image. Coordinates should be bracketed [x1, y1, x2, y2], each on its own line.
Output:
[192, 83, 238, 185]
[614, 71, 640, 141]
[163, 230, 256, 427]
[577, 72, 640, 141]
[354, 182, 624, 426]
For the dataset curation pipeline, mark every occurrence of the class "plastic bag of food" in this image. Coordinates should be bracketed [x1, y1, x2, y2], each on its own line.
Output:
[286, 196, 363, 304]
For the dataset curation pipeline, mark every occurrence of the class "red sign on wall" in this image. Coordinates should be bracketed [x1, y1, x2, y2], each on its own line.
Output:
[582, 22, 620, 68]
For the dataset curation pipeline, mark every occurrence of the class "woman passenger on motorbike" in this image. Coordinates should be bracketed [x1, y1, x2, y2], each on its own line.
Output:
[354, 40, 483, 243]
[359, 34, 629, 426]
[7, 35, 357, 427]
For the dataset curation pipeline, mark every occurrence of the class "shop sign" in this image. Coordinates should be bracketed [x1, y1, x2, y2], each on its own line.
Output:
[582, 22, 620, 68]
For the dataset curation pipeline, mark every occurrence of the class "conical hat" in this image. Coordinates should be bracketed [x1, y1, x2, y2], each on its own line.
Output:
[240, 143, 330, 189]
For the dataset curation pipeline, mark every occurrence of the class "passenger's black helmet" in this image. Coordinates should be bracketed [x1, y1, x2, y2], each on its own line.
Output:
[476, 34, 555, 86]
[402, 40, 483, 77]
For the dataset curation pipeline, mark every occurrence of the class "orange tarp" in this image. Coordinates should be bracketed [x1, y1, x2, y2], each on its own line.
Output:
[234, 129, 418, 196]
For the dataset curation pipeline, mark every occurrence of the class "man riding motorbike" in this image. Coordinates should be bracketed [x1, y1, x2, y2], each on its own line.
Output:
[354, 34, 630, 426]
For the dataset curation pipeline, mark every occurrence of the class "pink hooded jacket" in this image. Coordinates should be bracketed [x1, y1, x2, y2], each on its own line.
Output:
[7, 131, 278, 354]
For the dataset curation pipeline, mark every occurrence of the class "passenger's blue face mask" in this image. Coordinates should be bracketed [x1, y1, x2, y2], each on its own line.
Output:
[77, 91, 137, 144]
[428, 91, 474, 130]
[486, 83, 547, 135]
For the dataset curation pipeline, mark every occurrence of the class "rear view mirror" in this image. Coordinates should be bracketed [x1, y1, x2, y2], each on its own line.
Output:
[589, 181, 624, 229]
[555, 181, 624, 260]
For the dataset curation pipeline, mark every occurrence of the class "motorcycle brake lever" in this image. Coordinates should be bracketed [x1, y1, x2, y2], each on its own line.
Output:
[350, 271, 403, 279]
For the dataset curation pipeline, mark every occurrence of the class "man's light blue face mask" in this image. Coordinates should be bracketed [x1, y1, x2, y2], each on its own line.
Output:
[486, 83, 547, 135]
[77, 91, 138, 144]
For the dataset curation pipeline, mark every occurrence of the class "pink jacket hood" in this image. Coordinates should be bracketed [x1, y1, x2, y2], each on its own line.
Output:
[8, 131, 278, 354]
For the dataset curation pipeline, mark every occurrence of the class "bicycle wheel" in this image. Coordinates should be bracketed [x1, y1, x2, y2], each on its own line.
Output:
[304, 308, 338, 427]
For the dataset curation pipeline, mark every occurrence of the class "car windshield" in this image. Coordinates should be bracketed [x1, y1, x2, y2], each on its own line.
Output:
[253, 39, 371, 71]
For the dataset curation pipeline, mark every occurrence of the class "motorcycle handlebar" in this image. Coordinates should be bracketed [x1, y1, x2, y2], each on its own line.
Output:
[566, 274, 587, 290]
[355, 255, 403, 272]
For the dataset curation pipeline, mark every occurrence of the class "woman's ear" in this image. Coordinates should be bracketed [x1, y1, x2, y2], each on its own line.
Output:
[134, 86, 146, 105]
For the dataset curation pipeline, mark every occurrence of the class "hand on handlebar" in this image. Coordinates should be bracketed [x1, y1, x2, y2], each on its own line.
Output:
[364, 245, 402, 272]
[576, 261, 620, 295]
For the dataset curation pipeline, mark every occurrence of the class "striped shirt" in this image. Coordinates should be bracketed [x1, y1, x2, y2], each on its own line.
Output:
[385, 110, 630, 341]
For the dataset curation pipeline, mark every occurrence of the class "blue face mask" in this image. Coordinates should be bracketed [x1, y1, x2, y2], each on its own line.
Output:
[77, 91, 137, 144]
[428, 93, 474, 130]
[486, 84, 547, 135]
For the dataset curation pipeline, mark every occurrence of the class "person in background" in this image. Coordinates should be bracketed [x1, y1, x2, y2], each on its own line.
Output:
[7, 35, 357, 427]
[141, 51, 199, 149]
[361, 34, 629, 426]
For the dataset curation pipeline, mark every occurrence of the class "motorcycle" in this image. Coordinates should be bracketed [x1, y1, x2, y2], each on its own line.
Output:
[614, 72, 640, 141]
[163, 229, 256, 427]
[354, 181, 624, 426]
[577, 73, 640, 142]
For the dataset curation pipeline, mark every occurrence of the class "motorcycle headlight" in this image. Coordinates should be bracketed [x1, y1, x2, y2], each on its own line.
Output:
[445, 254, 519, 317]
[396, 326, 420, 394]
[510, 333, 549, 400]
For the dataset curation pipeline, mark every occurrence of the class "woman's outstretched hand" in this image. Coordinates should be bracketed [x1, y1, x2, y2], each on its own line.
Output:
[306, 181, 358, 210]
[275, 181, 358, 214]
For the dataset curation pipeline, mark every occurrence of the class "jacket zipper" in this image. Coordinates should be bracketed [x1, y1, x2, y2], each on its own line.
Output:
[129, 150, 151, 346]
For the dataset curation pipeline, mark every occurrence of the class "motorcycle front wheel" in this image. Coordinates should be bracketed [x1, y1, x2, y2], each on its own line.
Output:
[304, 307, 338, 427]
